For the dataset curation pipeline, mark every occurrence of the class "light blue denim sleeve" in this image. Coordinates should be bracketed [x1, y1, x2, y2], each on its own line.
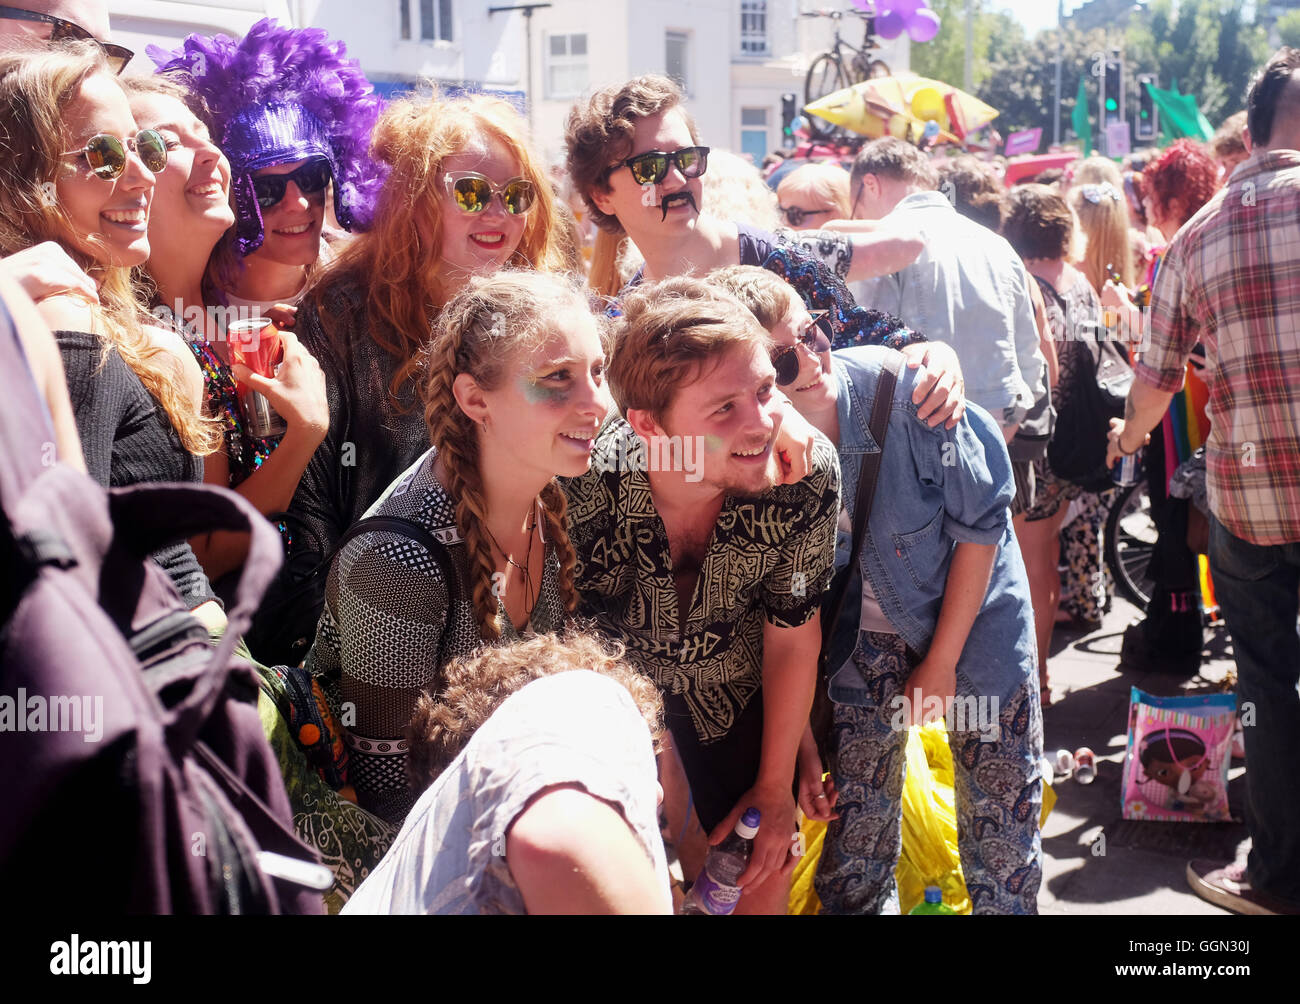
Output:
[907, 400, 1012, 546]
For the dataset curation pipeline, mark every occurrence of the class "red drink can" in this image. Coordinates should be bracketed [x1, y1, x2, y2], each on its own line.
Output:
[227, 317, 287, 439]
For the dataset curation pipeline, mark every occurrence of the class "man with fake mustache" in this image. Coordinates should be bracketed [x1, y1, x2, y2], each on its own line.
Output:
[564, 74, 967, 428]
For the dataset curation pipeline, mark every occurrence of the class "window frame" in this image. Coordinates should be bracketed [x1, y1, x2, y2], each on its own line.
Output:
[665, 29, 691, 97]
[417, 0, 453, 43]
[739, 1, 768, 57]
[545, 31, 589, 100]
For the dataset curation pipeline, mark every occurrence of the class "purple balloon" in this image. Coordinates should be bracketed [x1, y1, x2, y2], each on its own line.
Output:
[906, 8, 941, 43]
[889, 0, 925, 18]
[876, 10, 906, 39]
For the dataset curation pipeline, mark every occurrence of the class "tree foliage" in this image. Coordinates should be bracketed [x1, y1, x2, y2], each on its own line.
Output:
[909, 0, 995, 90]
[1279, 10, 1300, 49]
[964, 0, 1268, 143]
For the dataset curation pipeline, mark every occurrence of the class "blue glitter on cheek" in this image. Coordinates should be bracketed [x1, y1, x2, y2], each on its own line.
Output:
[522, 377, 569, 406]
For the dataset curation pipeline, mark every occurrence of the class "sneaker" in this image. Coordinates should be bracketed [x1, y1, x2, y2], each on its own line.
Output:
[1186, 859, 1299, 915]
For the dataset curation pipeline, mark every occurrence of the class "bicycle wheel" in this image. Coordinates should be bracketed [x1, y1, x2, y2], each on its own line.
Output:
[804, 53, 851, 140]
[1104, 481, 1157, 610]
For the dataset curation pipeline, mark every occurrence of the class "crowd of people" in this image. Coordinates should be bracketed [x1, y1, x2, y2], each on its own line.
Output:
[1, 1, 1296, 917]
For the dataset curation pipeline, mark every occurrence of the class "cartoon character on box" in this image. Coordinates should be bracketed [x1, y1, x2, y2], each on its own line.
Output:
[1137, 727, 1222, 815]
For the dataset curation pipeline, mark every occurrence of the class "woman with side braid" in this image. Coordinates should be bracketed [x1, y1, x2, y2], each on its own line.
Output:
[304, 271, 610, 824]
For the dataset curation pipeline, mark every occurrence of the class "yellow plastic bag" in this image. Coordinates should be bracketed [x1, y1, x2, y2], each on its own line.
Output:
[789, 723, 1053, 915]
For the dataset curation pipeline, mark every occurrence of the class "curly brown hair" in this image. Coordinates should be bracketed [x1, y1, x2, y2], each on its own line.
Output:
[405, 629, 664, 789]
[564, 74, 699, 237]
[935, 156, 1004, 232]
[1003, 184, 1074, 262]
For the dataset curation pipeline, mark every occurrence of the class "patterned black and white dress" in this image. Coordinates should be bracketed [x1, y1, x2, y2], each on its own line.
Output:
[306, 447, 568, 824]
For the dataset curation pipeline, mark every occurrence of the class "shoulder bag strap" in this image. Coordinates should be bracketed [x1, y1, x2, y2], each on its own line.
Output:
[820, 352, 903, 654]
[343, 514, 460, 662]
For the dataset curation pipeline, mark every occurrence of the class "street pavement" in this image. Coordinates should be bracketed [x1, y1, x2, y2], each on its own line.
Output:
[1038, 595, 1246, 915]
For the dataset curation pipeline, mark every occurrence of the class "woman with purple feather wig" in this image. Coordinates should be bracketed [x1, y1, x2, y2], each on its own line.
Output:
[131, 19, 386, 590]
[148, 18, 386, 313]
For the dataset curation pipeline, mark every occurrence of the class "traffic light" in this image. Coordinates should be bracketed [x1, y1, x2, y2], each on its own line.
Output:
[781, 93, 797, 147]
[1104, 52, 1123, 127]
[1136, 73, 1158, 141]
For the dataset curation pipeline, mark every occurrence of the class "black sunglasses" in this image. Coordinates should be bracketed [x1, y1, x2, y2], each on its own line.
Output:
[612, 146, 710, 186]
[61, 129, 167, 180]
[252, 159, 332, 211]
[0, 5, 133, 73]
[771, 310, 831, 386]
[779, 205, 835, 228]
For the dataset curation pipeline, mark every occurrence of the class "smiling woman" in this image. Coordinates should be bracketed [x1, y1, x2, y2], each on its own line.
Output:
[149, 17, 386, 312]
[0, 42, 224, 617]
[304, 270, 607, 824]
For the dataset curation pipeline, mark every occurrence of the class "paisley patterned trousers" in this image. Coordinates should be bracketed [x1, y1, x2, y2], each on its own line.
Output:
[814, 631, 1044, 915]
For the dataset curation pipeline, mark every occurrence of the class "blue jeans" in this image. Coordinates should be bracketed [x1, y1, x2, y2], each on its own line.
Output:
[1207, 516, 1300, 905]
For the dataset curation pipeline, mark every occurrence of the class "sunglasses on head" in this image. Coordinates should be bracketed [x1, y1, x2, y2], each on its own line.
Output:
[612, 146, 710, 187]
[61, 129, 167, 180]
[770, 310, 831, 387]
[442, 172, 536, 215]
[252, 159, 332, 211]
[779, 204, 835, 228]
[0, 5, 133, 73]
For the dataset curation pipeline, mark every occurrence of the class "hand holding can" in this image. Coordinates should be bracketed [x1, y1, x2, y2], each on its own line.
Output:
[228, 317, 287, 439]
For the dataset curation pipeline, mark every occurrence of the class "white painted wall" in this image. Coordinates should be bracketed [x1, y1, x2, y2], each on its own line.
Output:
[107, 1, 915, 165]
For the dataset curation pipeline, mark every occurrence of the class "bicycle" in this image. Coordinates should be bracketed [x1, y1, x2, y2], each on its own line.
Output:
[1104, 480, 1155, 610]
[801, 7, 892, 141]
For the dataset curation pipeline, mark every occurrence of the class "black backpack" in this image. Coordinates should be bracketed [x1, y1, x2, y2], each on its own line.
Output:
[1040, 281, 1134, 491]
[0, 304, 324, 913]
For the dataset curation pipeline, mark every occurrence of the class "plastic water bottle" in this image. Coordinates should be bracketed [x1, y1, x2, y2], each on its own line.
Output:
[682, 808, 760, 915]
[909, 886, 957, 915]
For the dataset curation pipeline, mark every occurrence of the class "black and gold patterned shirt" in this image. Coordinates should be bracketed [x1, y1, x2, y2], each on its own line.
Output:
[561, 420, 840, 745]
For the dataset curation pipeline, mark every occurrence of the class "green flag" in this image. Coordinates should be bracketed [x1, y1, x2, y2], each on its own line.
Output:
[1145, 80, 1214, 142]
[1072, 75, 1092, 156]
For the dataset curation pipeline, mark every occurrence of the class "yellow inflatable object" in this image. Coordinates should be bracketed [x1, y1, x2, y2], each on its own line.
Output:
[910, 86, 946, 124]
[804, 74, 998, 145]
[788, 722, 1054, 915]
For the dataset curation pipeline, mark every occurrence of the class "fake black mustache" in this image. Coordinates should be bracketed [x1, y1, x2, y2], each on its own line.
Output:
[660, 190, 698, 222]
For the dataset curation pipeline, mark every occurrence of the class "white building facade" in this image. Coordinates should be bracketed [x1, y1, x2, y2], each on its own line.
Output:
[108, 1, 909, 163]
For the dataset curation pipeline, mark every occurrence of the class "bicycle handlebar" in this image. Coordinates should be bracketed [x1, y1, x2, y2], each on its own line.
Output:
[801, 7, 870, 18]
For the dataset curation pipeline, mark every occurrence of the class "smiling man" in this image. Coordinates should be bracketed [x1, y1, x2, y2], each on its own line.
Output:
[562, 277, 840, 915]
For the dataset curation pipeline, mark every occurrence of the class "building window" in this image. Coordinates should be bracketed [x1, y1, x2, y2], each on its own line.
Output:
[740, 1, 767, 55]
[419, 0, 453, 42]
[546, 33, 588, 99]
[740, 107, 768, 163]
[400, 0, 411, 40]
[666, 30, 690, 94]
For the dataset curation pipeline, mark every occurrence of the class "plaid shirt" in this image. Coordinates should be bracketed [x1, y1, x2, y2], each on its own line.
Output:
[1136, 150, 1300, 545]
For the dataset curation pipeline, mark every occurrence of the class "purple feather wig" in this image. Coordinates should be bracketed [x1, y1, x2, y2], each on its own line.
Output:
[147, 18, 386, 256]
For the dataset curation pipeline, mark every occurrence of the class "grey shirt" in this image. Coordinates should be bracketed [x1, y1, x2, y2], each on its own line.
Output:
[341, 671, 672, 915]
[851, 191, 1048, 432]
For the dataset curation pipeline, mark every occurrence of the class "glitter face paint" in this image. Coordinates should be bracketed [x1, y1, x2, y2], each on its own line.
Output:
[520, 374, 570, 406]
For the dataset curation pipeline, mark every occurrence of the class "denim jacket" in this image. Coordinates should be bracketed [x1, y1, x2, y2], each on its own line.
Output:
[824, 346, 1037, 708]
[850, 191, 1047, 433]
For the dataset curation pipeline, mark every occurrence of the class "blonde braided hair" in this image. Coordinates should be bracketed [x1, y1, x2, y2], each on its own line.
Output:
[419, 270, 589, 640]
